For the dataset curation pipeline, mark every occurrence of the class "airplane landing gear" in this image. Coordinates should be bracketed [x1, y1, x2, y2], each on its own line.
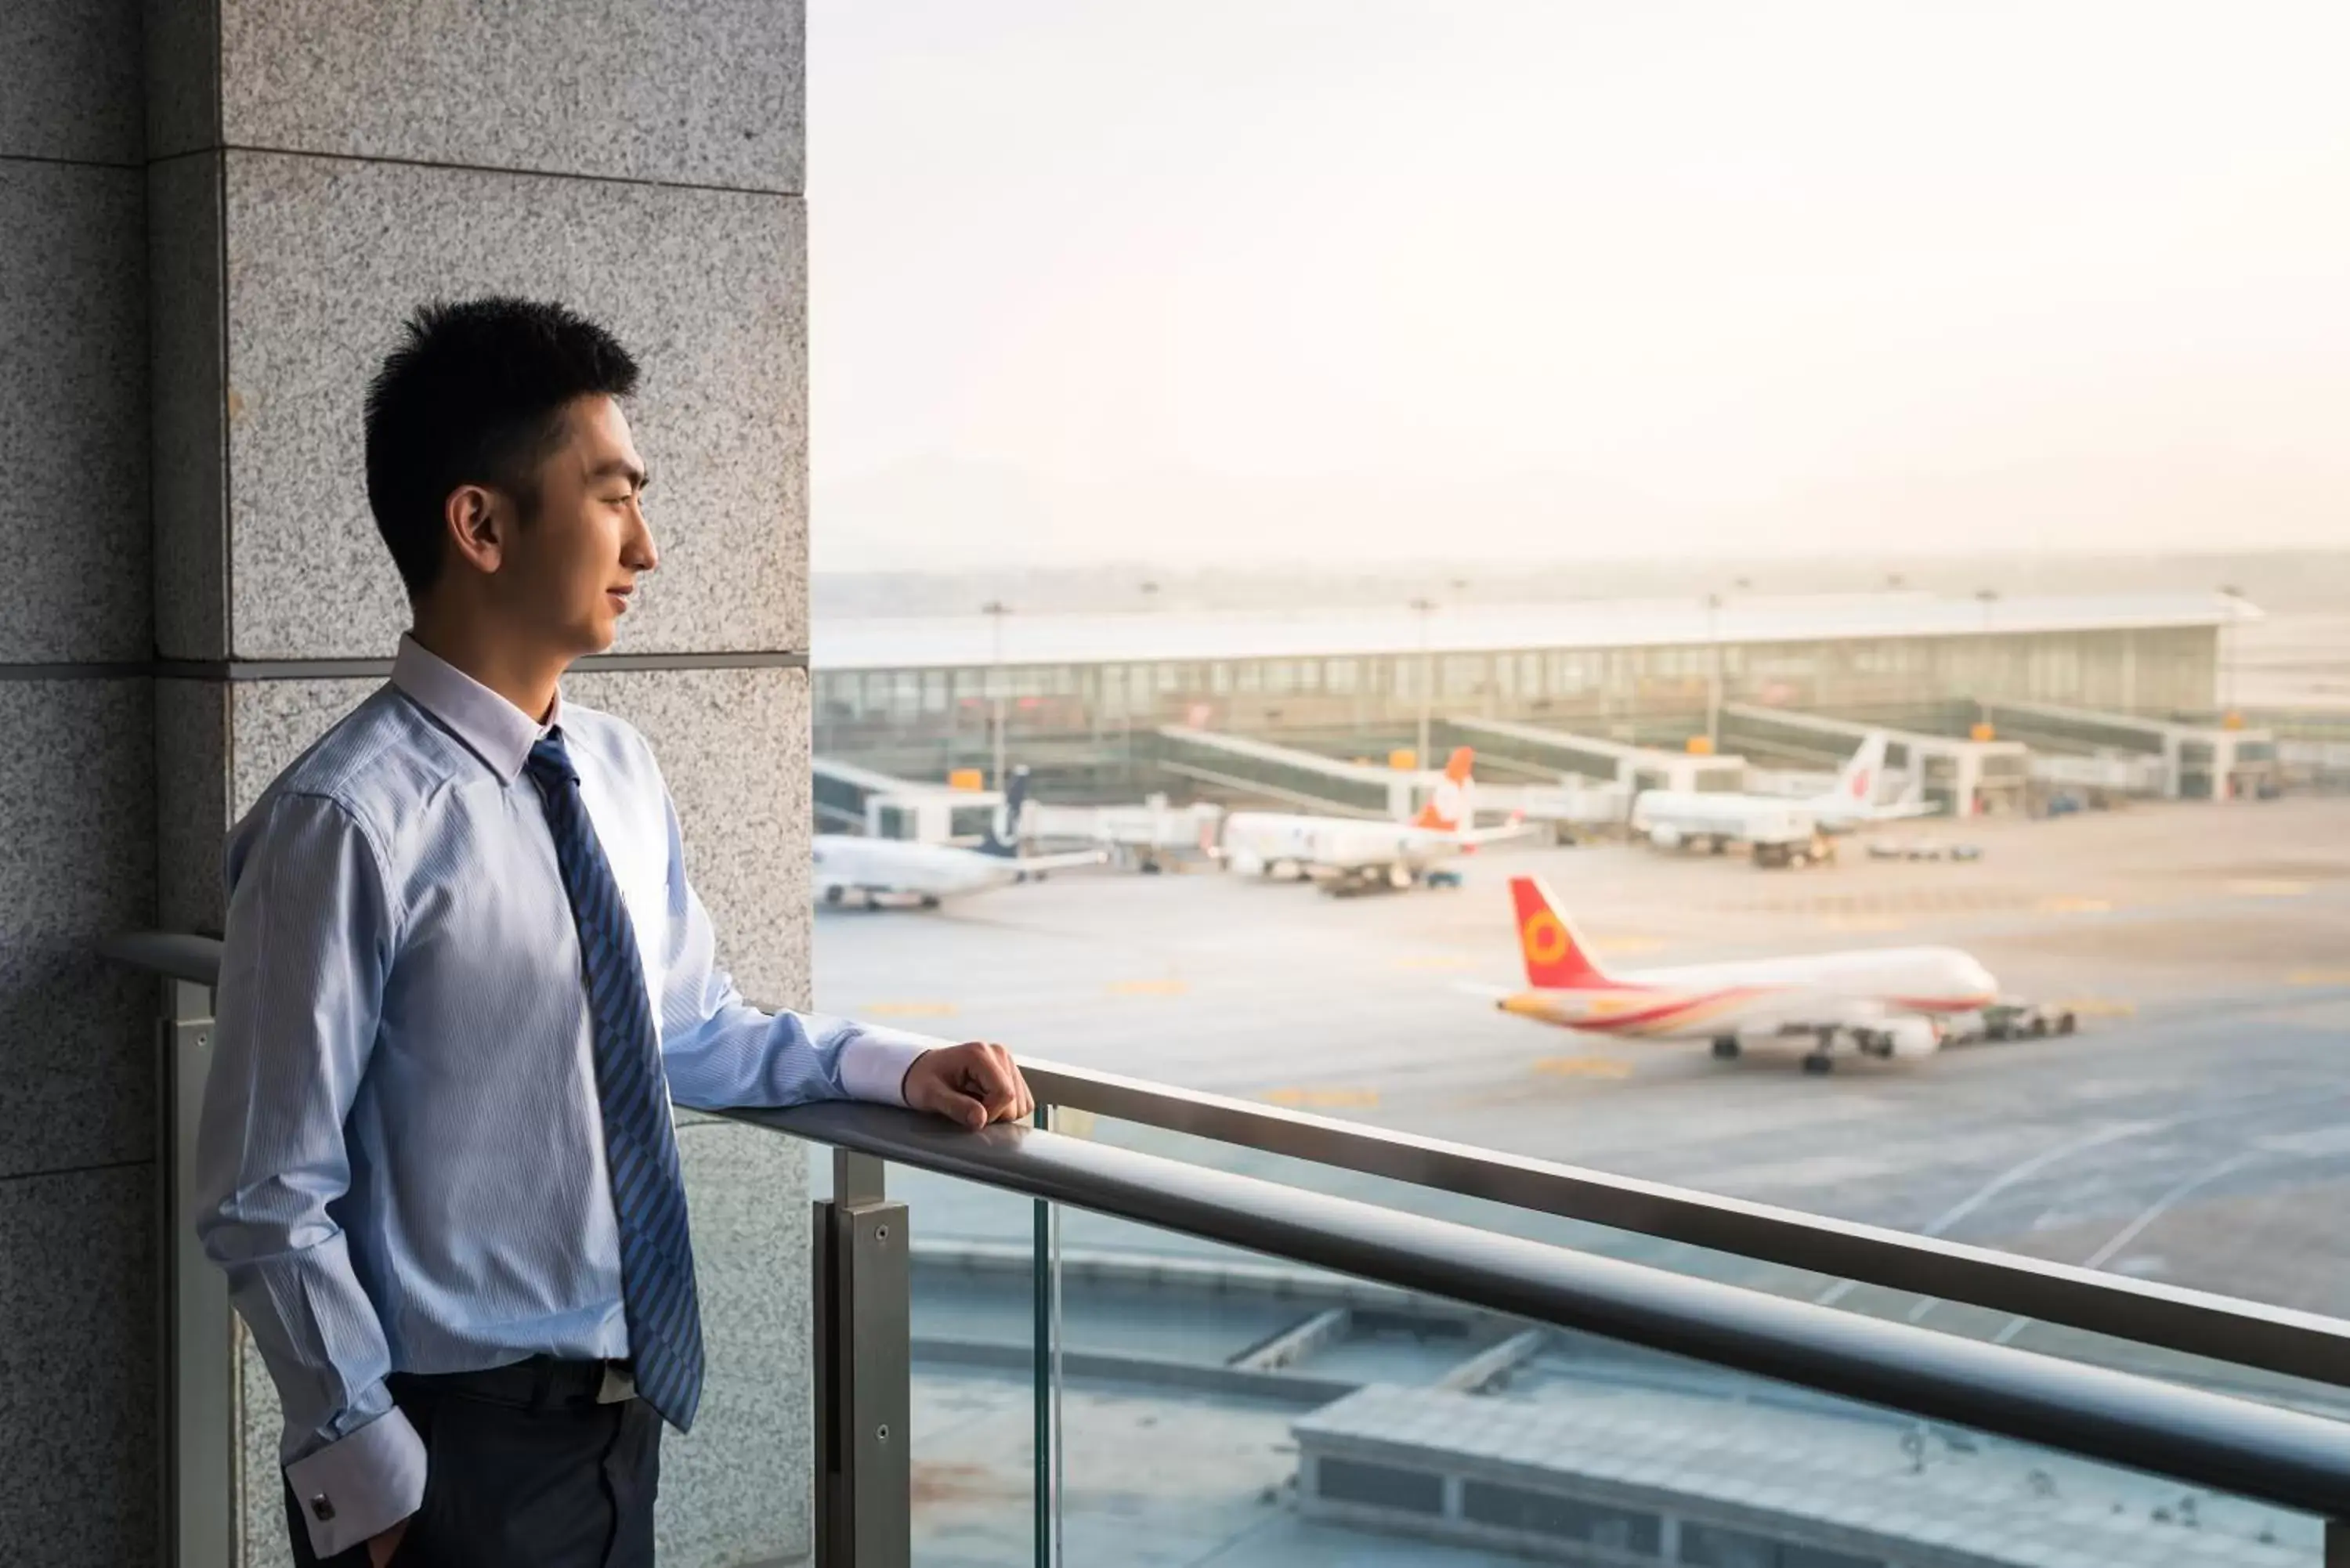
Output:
[1711, 1036, 1741, 1060]
[1802, 1028, 1837, 1075]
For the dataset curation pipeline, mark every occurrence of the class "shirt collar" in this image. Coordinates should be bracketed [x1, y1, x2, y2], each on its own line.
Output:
[389, 634, 562, 784]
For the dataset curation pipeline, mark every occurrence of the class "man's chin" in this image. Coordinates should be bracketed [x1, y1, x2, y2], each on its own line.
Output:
[564, 619, 620, 660]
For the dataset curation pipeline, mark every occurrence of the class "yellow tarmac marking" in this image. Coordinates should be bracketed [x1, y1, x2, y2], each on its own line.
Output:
[1531, 1056, 1636, 1080]
[2055, 997, 2138, 1017]
[862, 1001, 959, 1018]
[1105, 978, 1188, 996]
[2038, 897, 2113, 915]
[2288, 969, 2350, 988]
[2230, 879, 2311, 898]
[1260, 1087, 1381, 1110]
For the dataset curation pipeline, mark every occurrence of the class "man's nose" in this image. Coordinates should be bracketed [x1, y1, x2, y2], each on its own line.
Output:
[627, 509, 660, 573]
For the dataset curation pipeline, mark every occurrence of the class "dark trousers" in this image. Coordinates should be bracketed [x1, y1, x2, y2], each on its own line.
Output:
[287, 1358, 662, 1568]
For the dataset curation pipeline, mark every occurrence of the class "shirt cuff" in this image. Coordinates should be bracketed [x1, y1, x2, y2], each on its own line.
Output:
[284, 1403, 427, 1560]
[838, 1026, 945, 1107]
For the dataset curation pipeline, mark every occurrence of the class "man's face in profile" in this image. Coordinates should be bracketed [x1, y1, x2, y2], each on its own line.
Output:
[495, 395, 658, 658]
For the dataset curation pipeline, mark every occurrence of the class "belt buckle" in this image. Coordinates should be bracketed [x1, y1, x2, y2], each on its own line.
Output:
[596, 1364, 637, 1404]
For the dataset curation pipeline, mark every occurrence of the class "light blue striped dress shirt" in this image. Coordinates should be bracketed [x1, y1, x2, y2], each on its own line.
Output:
[195, 637, 938, 1557]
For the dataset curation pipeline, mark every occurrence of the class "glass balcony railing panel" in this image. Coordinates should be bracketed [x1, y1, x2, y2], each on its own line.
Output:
[1043, 1110, 2350, 1422]
[1026, 1199, 2332, 1568]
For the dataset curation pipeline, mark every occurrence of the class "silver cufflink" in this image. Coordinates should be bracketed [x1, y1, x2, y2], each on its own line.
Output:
[309, 1494, 336, 1523]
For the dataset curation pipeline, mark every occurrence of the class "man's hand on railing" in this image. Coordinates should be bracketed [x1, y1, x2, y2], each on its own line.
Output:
[901, 1042, 1033, 1129]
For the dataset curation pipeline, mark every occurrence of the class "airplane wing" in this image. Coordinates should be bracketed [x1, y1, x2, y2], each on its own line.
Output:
[1456, 819, 1545, 848]
[1860, 801, 1941, 824]
[1014, 849, 1112, 873]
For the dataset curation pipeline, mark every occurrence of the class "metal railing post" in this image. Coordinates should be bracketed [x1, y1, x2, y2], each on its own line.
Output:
[161, 977, 233, 1568]
[1032, 1106, 1061, 1568]
[2329, 1518, 2349, 1568]
[812, 1151, 909, 1568]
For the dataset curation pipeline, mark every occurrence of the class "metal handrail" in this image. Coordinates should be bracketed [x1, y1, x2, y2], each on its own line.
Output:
[96, 933, 2350, 1390]
[101, 932, 227, 986]
[743, 1099, 2350, 1521]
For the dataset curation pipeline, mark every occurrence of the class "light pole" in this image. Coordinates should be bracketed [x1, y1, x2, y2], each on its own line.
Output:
[1704, 591, 1724, 750]
[2218, 583, 2244, 718]
[1408, 595, 1437, 769]
[1973, 588, 1999, 719]
[981, 599, 1010, 789]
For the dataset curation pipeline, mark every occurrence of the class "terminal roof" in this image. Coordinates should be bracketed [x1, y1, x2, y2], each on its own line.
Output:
[812, 591, 2253, 672]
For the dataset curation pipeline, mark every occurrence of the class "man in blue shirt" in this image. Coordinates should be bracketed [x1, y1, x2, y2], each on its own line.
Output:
[195, 298, 1032, 1568]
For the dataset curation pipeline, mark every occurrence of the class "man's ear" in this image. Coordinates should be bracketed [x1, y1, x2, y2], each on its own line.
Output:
[443, 484, 509, 579]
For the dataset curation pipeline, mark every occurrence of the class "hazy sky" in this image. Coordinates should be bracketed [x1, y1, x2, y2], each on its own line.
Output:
[807, 2, 2350, 570]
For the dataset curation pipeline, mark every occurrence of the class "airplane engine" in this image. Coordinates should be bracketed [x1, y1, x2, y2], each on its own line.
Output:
[1226, 849, 1266, 877]
[1648, 826, 1683, 851]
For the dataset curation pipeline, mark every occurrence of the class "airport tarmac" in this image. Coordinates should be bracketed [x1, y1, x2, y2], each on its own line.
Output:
[812, 796, 2350, 1565]
[814, 796, 2350, 1320]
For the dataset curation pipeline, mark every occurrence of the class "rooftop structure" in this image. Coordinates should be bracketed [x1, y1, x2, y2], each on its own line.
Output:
[815, 591, 2247, 798]
[813, 591, 2253, 672]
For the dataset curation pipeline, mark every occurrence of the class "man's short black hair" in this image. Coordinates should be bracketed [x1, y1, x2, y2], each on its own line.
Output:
[363, 298, 641, 599]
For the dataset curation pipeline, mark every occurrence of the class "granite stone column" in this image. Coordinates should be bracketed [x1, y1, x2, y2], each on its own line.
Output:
[144, 4, 818, 1563]
[0, 2, 159, 1563]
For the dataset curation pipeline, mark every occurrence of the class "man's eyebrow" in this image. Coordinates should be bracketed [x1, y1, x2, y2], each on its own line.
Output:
[590, 458, 649, 490]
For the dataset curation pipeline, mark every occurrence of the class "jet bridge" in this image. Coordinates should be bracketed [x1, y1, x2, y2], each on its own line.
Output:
[813, 757, 1004, 842]
[1444, 717, 1744, 796]
[1976, 699, 2278, 801]
[1152, 727, 1413, 819]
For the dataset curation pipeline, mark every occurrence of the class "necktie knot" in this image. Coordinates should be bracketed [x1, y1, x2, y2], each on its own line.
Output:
[526, 731, 579, 790]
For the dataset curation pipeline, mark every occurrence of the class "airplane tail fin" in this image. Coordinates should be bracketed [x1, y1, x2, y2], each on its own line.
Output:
[1413, 747, 1477, 831]
[1508, 876, 1611, 989]
[1838, 732, 1889, 807]
[982, 765, 1032, 858]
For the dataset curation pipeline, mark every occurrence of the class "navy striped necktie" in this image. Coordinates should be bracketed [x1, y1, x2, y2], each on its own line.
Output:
[524, 729, 705, 1432]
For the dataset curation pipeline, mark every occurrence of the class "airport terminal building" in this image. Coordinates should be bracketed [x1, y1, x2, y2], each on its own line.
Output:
[813, 591, 2244, 791]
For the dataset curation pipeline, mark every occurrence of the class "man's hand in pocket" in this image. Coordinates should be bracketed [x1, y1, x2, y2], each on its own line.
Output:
[366, 1517, 410, 1568]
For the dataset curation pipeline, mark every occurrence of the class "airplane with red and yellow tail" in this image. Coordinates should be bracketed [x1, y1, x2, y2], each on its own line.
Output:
[1490, 875, 1999, 1072]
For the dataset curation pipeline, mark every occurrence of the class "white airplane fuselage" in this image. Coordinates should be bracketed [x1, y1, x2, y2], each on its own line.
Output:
[1633, 732, 1930, 844]
[1218, 813, 1469, 880]
[1500, 945, 1999, 1048]
[812, 834, 1094, 905]
[1630, 790, 1819, 847]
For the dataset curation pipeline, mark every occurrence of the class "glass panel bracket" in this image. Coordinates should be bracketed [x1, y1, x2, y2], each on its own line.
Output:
[813, 1152, 909, 1568]
[163, 978, 233, 1568]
